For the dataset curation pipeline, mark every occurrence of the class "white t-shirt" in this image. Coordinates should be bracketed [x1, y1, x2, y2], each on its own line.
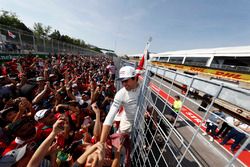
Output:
[103, 83, 141, 133]
[239, 123, 249, 130]
[74, 91, 84, 105]
[225, 115, 234, 126]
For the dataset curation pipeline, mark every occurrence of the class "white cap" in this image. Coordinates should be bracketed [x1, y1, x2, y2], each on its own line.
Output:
[0, 144, 27, 166]
[117, 66, 136, 81]
[49, 74, 55, 78]
[34, 109, 49, 121]
[36, 76, 45, 82]
[72, 83, 78, 88]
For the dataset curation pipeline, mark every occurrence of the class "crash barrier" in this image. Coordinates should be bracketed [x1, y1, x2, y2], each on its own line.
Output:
[118, 59, 250, 167]
[0, 24, 97, 55]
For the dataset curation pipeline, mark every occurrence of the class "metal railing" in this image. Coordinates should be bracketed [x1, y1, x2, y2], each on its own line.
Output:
[0, 24, 97, 55]
[117, 59, 249, 167]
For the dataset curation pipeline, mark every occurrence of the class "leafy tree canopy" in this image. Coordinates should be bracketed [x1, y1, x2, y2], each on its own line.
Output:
[49, 30, 61, 40]
[0, 10, 32, 32]
[33, 22, 51, 37]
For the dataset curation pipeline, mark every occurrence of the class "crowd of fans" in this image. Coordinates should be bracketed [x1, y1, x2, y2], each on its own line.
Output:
[0, 53, 127, 167]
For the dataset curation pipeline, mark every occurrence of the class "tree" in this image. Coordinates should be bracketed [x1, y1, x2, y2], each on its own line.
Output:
[33, 22, 51, 37]
[49, 30, 61, 40]
[61, 35, 72, 43]
[44, 25, 52, 36]
[0, 10, 32, 32]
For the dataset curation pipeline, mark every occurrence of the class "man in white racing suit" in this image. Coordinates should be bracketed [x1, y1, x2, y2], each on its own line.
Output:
[100, 65, 140, 144]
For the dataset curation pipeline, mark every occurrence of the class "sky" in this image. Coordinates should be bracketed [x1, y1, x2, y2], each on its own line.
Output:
[1, 0, 250, 56]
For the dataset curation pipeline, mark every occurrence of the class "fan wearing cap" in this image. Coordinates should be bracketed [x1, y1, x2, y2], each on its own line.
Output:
[48, 73, 57, 85]
[99, 66, 140, 150]
[0, 143, 28, 167]
[27, 118, 65, 167]
[34, 109, 56, 142]
[0, 107, 18, 125]
[69, 83, 84, 105]
[1, 97, 35, 126]
[1, 117, 38, 166]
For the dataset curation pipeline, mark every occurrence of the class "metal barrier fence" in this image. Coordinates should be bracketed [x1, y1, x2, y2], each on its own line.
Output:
[0, 24, 98, 55]
[118, 59, 249, 167]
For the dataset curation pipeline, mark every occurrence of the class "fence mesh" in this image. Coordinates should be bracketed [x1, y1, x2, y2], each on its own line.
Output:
[117, 59, 250, 167]
[0, 24, 97, 55]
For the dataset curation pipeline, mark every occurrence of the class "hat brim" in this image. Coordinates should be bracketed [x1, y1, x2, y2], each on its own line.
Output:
[116, 75, 136, 81]
[116, 77, 131, 81]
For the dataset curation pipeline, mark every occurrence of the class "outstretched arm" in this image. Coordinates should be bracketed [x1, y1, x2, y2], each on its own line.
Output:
[92, 102, 102, 142]
[100, 98, 121, 143]
[27, 118, 65, 167]
[32, 83, 49, 104]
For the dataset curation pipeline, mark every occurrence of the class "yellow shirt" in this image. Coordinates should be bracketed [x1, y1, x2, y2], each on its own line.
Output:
[173, 100, 182, 113]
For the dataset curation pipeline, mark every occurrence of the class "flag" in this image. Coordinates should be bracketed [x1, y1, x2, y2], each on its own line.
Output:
[136, 37, 152, 73]
[136, 50, 149, 75]
[7, 30, 16, 39]
[137, 52, 146, 70]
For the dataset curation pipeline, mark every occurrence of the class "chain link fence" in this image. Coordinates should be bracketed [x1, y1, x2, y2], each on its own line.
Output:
[0, 24, 97, 55]
[116, 59, 249, 167]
